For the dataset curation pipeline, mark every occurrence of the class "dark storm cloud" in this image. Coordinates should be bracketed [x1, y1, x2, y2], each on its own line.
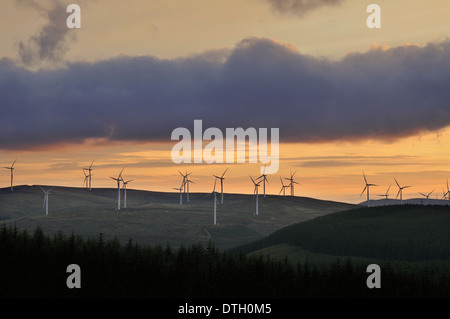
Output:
[264, 0, 346, 17]
[1, 37, 450, 150]
[16, 0, 76, 67]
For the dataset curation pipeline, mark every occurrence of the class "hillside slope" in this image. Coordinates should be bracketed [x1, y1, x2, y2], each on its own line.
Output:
[235, 205, 450, 262]
[0, 185, 355, 250]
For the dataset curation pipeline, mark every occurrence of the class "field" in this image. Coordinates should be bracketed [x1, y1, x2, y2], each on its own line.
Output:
[0, 185, 355, 250]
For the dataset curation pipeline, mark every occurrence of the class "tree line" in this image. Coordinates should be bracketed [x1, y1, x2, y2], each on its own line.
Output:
[1, 224, 449, 299]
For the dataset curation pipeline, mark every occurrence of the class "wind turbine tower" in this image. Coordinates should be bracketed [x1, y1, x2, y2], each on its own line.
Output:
[110, 168, 124, 210]
[213, 168, 228, 204]
[83, 170, 89, 189]
[394, 177, 411, 205]
[173, 181, 185, 205]
[279, 176, 288, 196]
[83, 161, 94, 191]
[360, 172, 377, 207]
[4, 159, 17, 191]
[206, 178, 219, 225]
[257, 165, 269, 197]
[442, 180, 450, 201]
[122, 179, 133, 208]
[250, 176, 262, 215]
[185, 179, 194, 202]
[284, 171, 299, 196]
[178, 170, 191, 195]
[40, 186, 54, 215]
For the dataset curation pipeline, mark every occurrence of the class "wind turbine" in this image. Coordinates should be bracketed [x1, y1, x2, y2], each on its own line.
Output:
[83, 161, 94, 191]
[377, 185, 391, 199]
[360, 172, 377, 207]
[173, 181, 184, 205]
[185, 179, 194, 202]
[419, 190, 434, 200]
[178, 170, 191, 194]
[256, 165, 269, 197]
[83, 169, 89, 189]
[250, 176, 262, 215]
[394, 177, 411, 205]
[284, 171, 299, 196]
[4, 159, 17, 191]
[441, 180, 450, 201]
[279, 176, 288, 196]
[122, 180, 133, 208]
[213, 168, 228, 204]
[205, 178, 219, 225]
[110, 168, 124, 210]
[40, 186, 54, 215]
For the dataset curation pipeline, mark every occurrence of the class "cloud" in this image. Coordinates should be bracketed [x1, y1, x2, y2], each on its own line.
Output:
[263, 0, 346, 17]
[16, 0, 78, 68]
[1, 37, 450, 150]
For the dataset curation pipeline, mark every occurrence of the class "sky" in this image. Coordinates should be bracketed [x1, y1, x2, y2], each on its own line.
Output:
[1, 0, 450, 203]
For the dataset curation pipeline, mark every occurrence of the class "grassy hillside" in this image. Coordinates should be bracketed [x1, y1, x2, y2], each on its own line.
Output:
[235, 205, 450, 262]
[0, 185, 355, 250]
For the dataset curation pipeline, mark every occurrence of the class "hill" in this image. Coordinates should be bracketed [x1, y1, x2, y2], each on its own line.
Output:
[360, 198, 450, 207]
[0, 185, 355, 250]
[235, 205, 450, 263]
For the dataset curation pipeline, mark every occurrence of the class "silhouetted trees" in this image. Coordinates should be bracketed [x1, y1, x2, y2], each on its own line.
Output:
[1, 223, 449, 299]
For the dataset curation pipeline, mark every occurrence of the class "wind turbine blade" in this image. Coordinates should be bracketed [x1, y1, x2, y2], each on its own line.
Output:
[11, 159, 17, 168]
[394, 177, 400, 188]
[360, 186, 367, 198]
[419, 192, 426, 197]
[396, 189, 401, 199]
[89, 160, 94, 169]
[363, 172, 367, 184]
[221, 168, 229, 178]
[250, 175, 256, 185]
[386, 185, 391, 194]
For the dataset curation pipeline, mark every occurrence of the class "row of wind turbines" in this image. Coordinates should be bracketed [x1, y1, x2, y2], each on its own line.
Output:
[3, 159, 301, 224]
[10, 158, 449, 222]
[174, 168, 300, 225]
[360, 172, 450, 207]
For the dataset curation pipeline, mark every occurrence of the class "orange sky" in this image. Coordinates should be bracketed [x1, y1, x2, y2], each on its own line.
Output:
[3, 127, 450, 204]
